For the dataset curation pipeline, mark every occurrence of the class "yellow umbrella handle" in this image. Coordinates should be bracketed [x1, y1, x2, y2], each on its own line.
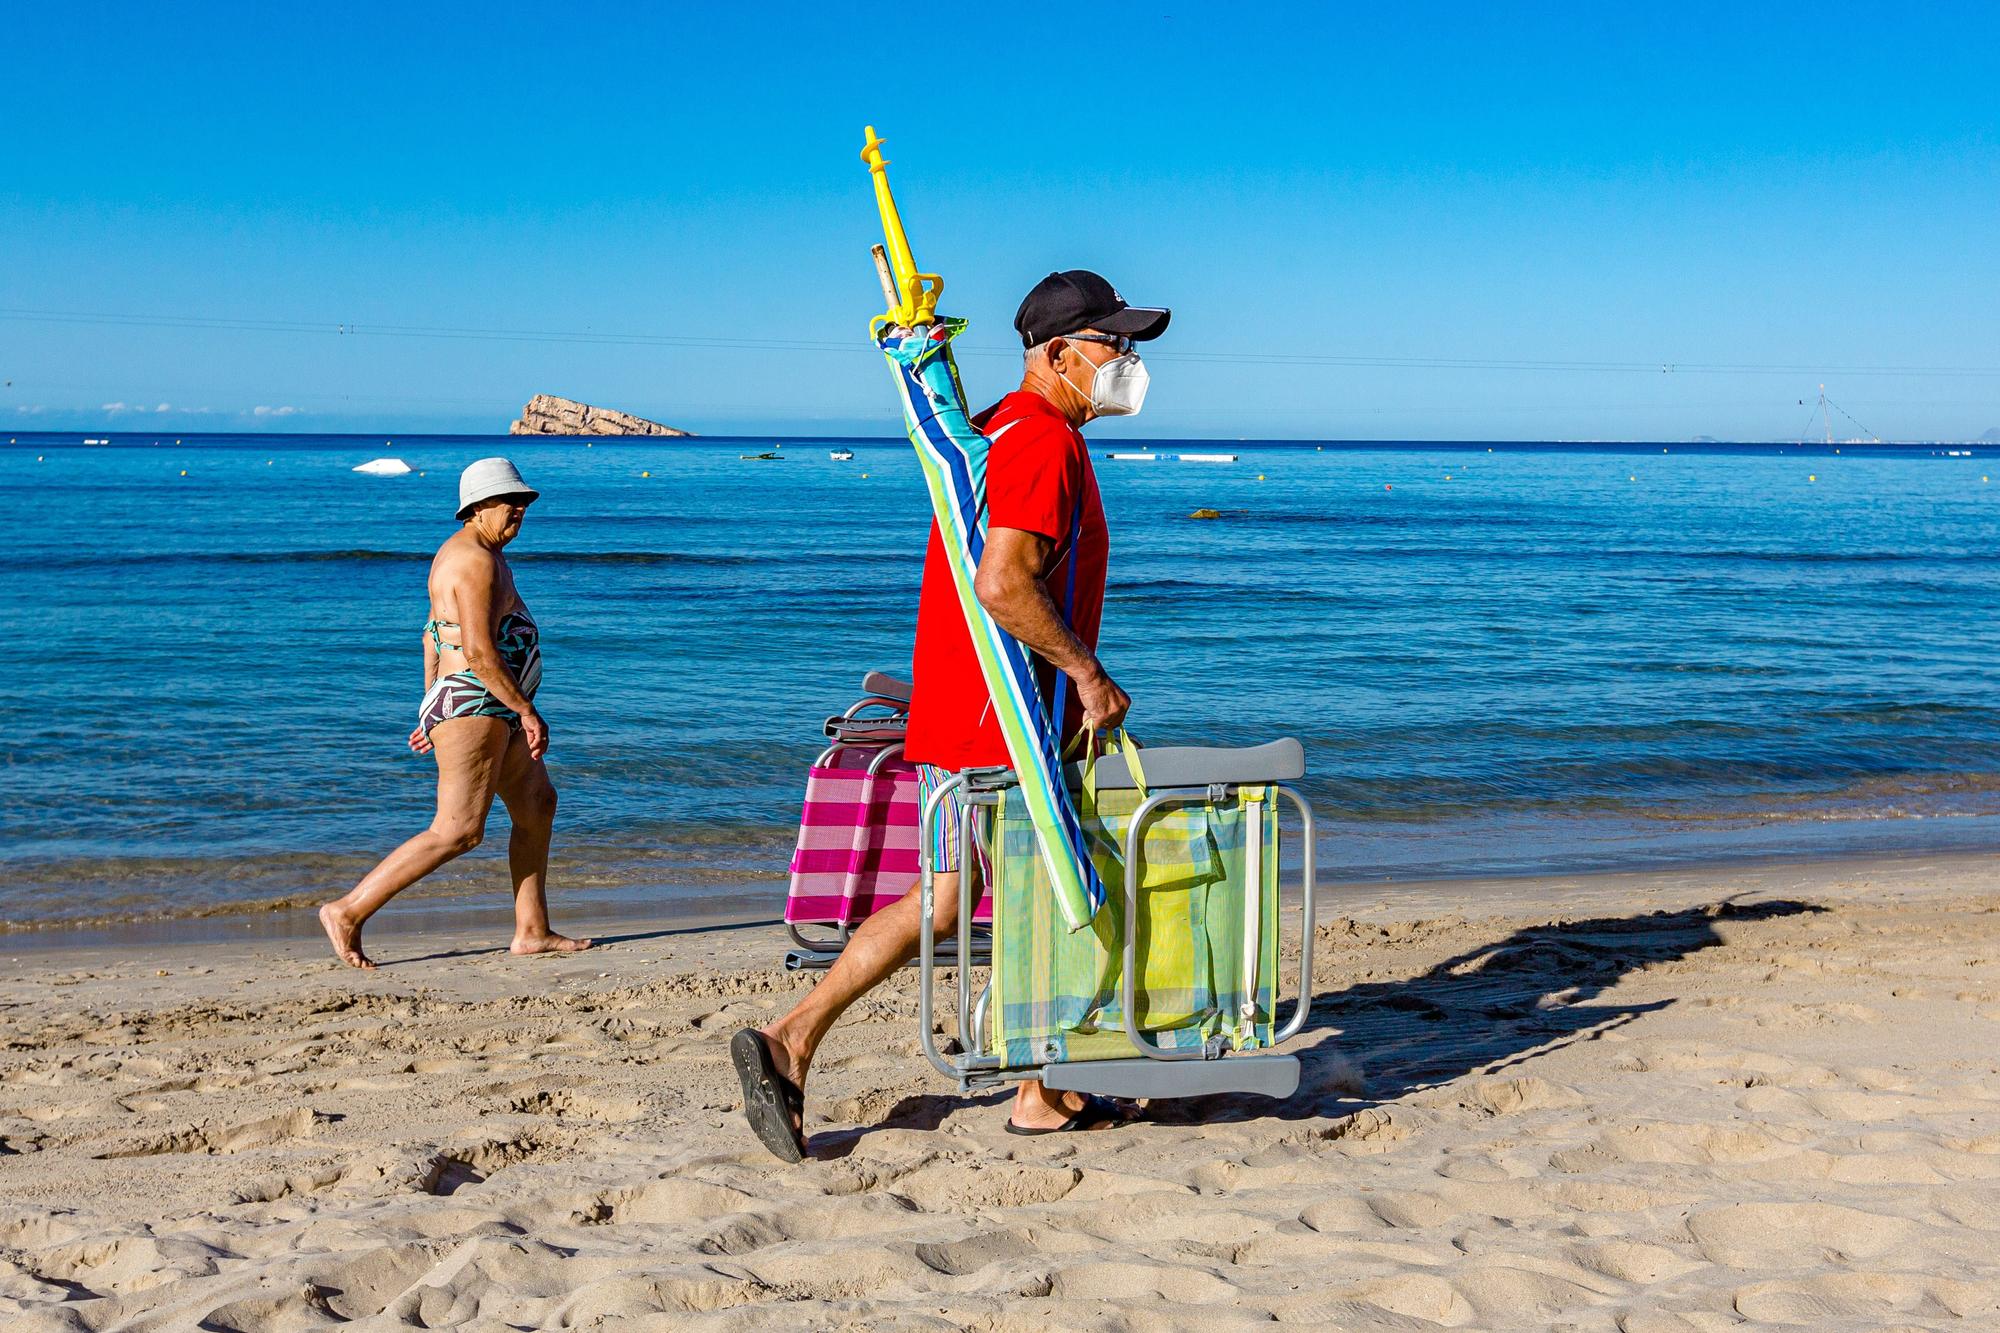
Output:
[861, 126, 943, 326]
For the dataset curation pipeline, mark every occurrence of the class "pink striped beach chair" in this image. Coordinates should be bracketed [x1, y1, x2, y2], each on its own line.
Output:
[783, 672, 992, 969]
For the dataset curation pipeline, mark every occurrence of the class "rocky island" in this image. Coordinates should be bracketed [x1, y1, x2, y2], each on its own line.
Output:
[509, 395, 693, 437]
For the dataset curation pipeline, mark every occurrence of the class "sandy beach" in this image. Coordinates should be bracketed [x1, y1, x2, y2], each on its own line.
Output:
[3, 853, 1998, 1330]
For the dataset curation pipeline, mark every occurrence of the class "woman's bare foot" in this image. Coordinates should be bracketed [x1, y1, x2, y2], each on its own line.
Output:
[318, 903, 375, 969]
[510, 931, 593, 957]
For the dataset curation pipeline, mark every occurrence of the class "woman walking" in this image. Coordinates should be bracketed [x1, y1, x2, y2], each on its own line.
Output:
[319, 458, 591, 968]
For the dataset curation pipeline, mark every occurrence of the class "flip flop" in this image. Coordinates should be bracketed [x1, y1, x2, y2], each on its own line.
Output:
[730, 1028, 807, 1163]
[1005, 1093, 1134, 1137]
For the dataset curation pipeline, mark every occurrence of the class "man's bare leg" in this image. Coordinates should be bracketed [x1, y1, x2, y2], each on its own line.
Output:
[758, 872, 959, 1102]
[318, 717, 509, 968]
[494, 729, 591, 957]
[757, 873, 1118, 1134]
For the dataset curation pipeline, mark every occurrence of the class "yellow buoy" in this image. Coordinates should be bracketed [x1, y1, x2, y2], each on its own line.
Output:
[179, 469, 187, 476]
[1257, 473, 1266, 481]
[641, 470, 651, 478]
[862, 472, 870, 478]
[1808, 474, 1817, 482]
[266, 459, 273, 465]
[37, 455, 44, 461]
[1189, 508, 1221, 520]
[1445, 474, 1452, 480]
[1629, 475, 1636, 481]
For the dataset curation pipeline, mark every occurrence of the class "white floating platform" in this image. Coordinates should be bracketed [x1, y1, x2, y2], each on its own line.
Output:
[1108, 452, 1159, 461]
[1177, 453, 1239, 463]
[353, 457, 413, 476]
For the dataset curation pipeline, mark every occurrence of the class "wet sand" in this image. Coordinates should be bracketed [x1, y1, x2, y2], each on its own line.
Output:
[3, 853, 1998, 1329]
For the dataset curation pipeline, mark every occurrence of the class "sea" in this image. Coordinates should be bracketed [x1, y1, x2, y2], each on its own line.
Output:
[4, 431, 1997, 934]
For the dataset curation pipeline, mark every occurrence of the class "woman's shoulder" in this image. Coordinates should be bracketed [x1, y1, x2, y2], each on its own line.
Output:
[433, 530, 502, 574]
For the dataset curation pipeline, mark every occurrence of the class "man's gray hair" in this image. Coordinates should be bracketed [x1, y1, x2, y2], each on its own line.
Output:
[1024, 338, 1054, 367]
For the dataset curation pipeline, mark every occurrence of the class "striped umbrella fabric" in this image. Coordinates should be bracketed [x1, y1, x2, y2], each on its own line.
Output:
[875, 317, 1106, 930]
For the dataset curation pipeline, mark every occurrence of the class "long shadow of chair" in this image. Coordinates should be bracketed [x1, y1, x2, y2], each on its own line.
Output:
[1150, 895, 1824, 1124]
[838, 896, 1823, 1146]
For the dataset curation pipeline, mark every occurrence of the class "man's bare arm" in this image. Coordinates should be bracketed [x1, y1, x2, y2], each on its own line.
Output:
[973, 526, 1130, 732]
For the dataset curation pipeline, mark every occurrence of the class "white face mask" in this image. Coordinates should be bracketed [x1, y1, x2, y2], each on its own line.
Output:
[1062, 346, 1150, 417]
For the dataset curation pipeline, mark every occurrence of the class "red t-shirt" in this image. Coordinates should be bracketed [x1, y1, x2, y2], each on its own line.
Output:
[904, 390, 1109, 771]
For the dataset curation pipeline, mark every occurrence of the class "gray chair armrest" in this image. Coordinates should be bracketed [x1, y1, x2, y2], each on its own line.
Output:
[1066, 738, 1305, 791]
[861, 671, 913, 703]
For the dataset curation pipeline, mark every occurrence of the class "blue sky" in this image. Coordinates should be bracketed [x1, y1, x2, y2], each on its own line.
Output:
[3, 3, 1995, 440]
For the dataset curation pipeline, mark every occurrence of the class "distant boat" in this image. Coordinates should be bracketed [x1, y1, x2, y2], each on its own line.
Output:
[353, 457, 413, 476]
[1177, 453, 1238, 463]
[829, 449, 855, 461]
[81, 437, 109, 445]
[1108, 452, 1158, 461]
[1948, 450, 1972, 457]
[739, 451, 783, 460]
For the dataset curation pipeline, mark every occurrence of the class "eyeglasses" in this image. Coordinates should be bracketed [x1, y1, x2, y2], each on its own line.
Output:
[1064, 332, 1135, 354]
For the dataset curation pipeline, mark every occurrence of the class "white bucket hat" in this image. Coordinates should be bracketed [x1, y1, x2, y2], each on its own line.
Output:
[456, 457, 540, 520]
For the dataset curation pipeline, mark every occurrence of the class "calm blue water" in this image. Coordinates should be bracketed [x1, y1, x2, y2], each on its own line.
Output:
[4, 431, 1998, 928]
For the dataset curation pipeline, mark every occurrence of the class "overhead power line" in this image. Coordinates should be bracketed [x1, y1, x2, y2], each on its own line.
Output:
[3, 307, 1997, 379]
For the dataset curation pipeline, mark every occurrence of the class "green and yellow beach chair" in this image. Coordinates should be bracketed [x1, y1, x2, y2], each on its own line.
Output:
[916, 739, 1316, 1100]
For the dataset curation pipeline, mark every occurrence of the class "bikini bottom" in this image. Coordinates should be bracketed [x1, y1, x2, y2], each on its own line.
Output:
[418, 672, 527, 737]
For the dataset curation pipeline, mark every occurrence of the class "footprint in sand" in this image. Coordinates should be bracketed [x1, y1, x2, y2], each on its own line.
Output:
[894, 1159, 1083, 1211]
[91, 1107, 337, 1159]
[1687, 1200, 1917, 1267]
[1731, 1270, 1997, 1323]
[910, 1228, 1040, 1277]
[500, 1087, 645, 1124]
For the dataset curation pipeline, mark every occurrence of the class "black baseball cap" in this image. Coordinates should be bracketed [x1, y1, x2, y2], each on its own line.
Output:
[1013, 269, 1171, 348]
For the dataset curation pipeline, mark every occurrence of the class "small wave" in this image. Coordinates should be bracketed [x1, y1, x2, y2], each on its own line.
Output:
[0, 840, 792, 932]
[1809, 701, 2000, 725]
[0, 549, 792, 573]
[1203, 529, 2000, 565]
[1631, 770, 2000, 826]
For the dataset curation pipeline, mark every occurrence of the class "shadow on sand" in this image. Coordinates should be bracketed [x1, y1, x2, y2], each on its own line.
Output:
[823, 896, 1824, 1152]
[375, 917, 788, 968]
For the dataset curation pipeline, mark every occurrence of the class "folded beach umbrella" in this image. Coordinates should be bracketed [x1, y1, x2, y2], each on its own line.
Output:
[863, 128, 1106, 930]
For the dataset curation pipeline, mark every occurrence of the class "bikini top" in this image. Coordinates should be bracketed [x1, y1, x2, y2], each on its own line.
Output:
[424, 609, 538, 665]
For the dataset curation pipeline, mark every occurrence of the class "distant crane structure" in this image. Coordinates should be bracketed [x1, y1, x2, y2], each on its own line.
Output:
[1799, 384, 1880, 445]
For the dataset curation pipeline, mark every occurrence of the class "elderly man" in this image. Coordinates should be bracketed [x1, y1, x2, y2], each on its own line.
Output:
[733, 271, 1168, 1161]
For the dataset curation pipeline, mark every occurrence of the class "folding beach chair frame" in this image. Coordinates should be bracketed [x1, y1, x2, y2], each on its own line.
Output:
[915, 741, 1317, 1101]
[783, 672, 994, 972]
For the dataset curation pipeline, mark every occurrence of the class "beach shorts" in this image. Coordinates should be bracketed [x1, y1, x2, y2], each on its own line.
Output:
[916, 763, 989, 875]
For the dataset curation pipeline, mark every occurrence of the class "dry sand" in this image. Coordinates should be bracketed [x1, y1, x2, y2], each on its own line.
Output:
[2, 854, 1997, 1330]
